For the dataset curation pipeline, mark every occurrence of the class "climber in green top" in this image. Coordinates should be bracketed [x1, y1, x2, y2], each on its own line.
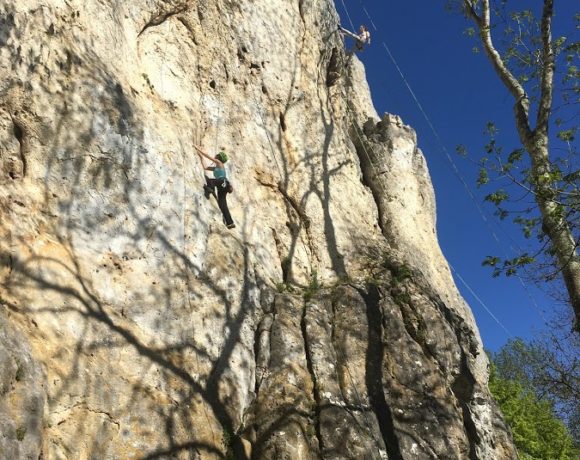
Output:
[195, 145, 235, 229]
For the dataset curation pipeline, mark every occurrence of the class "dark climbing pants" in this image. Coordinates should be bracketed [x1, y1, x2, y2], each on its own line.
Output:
[205, 177, 234, 227]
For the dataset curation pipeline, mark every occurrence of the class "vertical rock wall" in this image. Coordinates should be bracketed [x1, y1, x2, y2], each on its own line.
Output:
[0, 0, 517, 458]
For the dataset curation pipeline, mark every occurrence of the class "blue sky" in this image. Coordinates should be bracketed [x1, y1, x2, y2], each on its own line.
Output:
[335, 1, 578, 351]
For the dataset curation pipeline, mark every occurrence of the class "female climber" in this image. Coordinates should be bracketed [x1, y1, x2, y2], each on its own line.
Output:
[194, 145, 235, 229]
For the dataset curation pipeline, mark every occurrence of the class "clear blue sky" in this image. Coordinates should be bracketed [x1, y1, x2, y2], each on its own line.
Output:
[335, 1, 578, 351]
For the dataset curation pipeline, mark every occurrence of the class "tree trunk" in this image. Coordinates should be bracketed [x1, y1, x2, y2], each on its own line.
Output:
[526, 136, 580, 331]
[464, 0, 580, 330]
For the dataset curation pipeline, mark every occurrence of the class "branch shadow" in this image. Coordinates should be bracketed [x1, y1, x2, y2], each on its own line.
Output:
[0, 7, 263, 458]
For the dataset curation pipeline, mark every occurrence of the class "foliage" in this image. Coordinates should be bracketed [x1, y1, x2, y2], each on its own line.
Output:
[221, 427, 235, 460]
[470, 117, 578, 282]
[489, 363, 577, 459]
[390, 264, 413, 284]
[303, 270, 320, 301]
[16, 426, 26, 442]
[492, 331, 580, 444]
[15, 362, 24, 382]
[449, 0, 580, 327]
[382, 258, 413, 285]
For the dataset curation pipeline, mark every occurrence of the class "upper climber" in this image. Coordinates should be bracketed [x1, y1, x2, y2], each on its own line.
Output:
[338, 24, 371, 52]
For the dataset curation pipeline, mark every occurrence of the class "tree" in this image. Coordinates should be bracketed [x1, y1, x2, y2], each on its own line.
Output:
[492, 333, 579, 443]
[453, 1, 580, 329]
[489, 364, 577, 460]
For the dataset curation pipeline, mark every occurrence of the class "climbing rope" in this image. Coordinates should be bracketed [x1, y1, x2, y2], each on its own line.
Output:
[213, 103, 222, 158]
[337, 0, 547, 327]
[450, 264, 512, 337]
[344, 97, 513, 338]
[339, 0, 356, 34]
[160, 14, 222, 444]
[228, 25, 385, 452]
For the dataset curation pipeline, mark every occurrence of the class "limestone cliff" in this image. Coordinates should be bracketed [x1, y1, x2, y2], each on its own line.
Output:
[0, 1, 518, 459]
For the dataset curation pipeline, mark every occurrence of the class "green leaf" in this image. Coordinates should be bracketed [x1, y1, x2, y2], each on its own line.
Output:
[477, 168, 489, 186]
[464, 27, 476, 37]
[553, 36, 567, 48]
[506, 267, 517, 276]
[485, 190, 509, 205]
[495, 208, 509, 220]
[507, 148, 524, 164]
[562, 169, 579, 183]
[484, 121, 498, 136]
[489, 354, 576, 460]
[482, 256, 500, 267]
[513, 217, 540, 239]
[456, 144, 468, 156]
[485, 139, 496, 154]
[557, 129, 575, 142]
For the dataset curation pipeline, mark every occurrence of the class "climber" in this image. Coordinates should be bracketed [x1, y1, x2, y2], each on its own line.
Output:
[195, 145, 236, 229]
[338, 24, 371, 52]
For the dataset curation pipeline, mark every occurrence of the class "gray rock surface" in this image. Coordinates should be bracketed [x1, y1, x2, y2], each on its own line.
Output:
[0, 313, 46, 460]
[0, 0, 518, 458]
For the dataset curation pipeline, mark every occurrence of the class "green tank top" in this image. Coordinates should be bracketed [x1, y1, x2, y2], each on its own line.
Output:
[214, 167, 226, 180]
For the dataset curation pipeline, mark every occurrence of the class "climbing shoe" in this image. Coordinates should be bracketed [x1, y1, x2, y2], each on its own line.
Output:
[227, 223, 236, 229]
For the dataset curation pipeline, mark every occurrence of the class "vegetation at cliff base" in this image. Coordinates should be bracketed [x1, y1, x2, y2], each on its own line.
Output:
[490, 368, 575, 459]
[489, 335, 579, 459]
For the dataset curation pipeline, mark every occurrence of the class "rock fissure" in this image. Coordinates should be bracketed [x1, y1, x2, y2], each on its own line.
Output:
[255, 175, 317, 272]
[9, 115, 27, 178]
[254, 176, 310, 229]
[138, 4, 189, 37]
[279, 185, 311, 231]
[393, 289, 444, 374]
[253, 313, 273, 395]
[438, 299, 482, 460]
[325, 47, 342, 87]
[349, 121, 387, 235]
[176, 16, 199, 45]
[359, 285, 404, 460]
[60, 402, 121, 429]
[329, 293, 352, 407]
[452, 358, 480, 460]
[301, 302, 324, 453]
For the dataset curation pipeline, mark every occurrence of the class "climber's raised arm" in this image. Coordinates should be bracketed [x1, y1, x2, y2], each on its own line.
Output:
[194, 145, 212, 160]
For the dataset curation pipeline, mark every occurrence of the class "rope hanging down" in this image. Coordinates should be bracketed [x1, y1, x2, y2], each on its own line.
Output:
[238, 55, 381, 458]
[339, 0, 356, 33]
[450, 264, 512, 337]
[335, 0, 541, 330]
[356, 1, 546, 322]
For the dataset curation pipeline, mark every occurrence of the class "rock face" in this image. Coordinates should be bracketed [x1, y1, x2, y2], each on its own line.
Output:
[0, 1, 517, 459]
[0, 313, 46, 459]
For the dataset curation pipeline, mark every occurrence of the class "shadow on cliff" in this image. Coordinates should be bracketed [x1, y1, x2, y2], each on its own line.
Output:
[248, 34, 352, 283]
[3, 243, 253, 458]
[1, 38, 256, 458]
[1, 4, 403, 459]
